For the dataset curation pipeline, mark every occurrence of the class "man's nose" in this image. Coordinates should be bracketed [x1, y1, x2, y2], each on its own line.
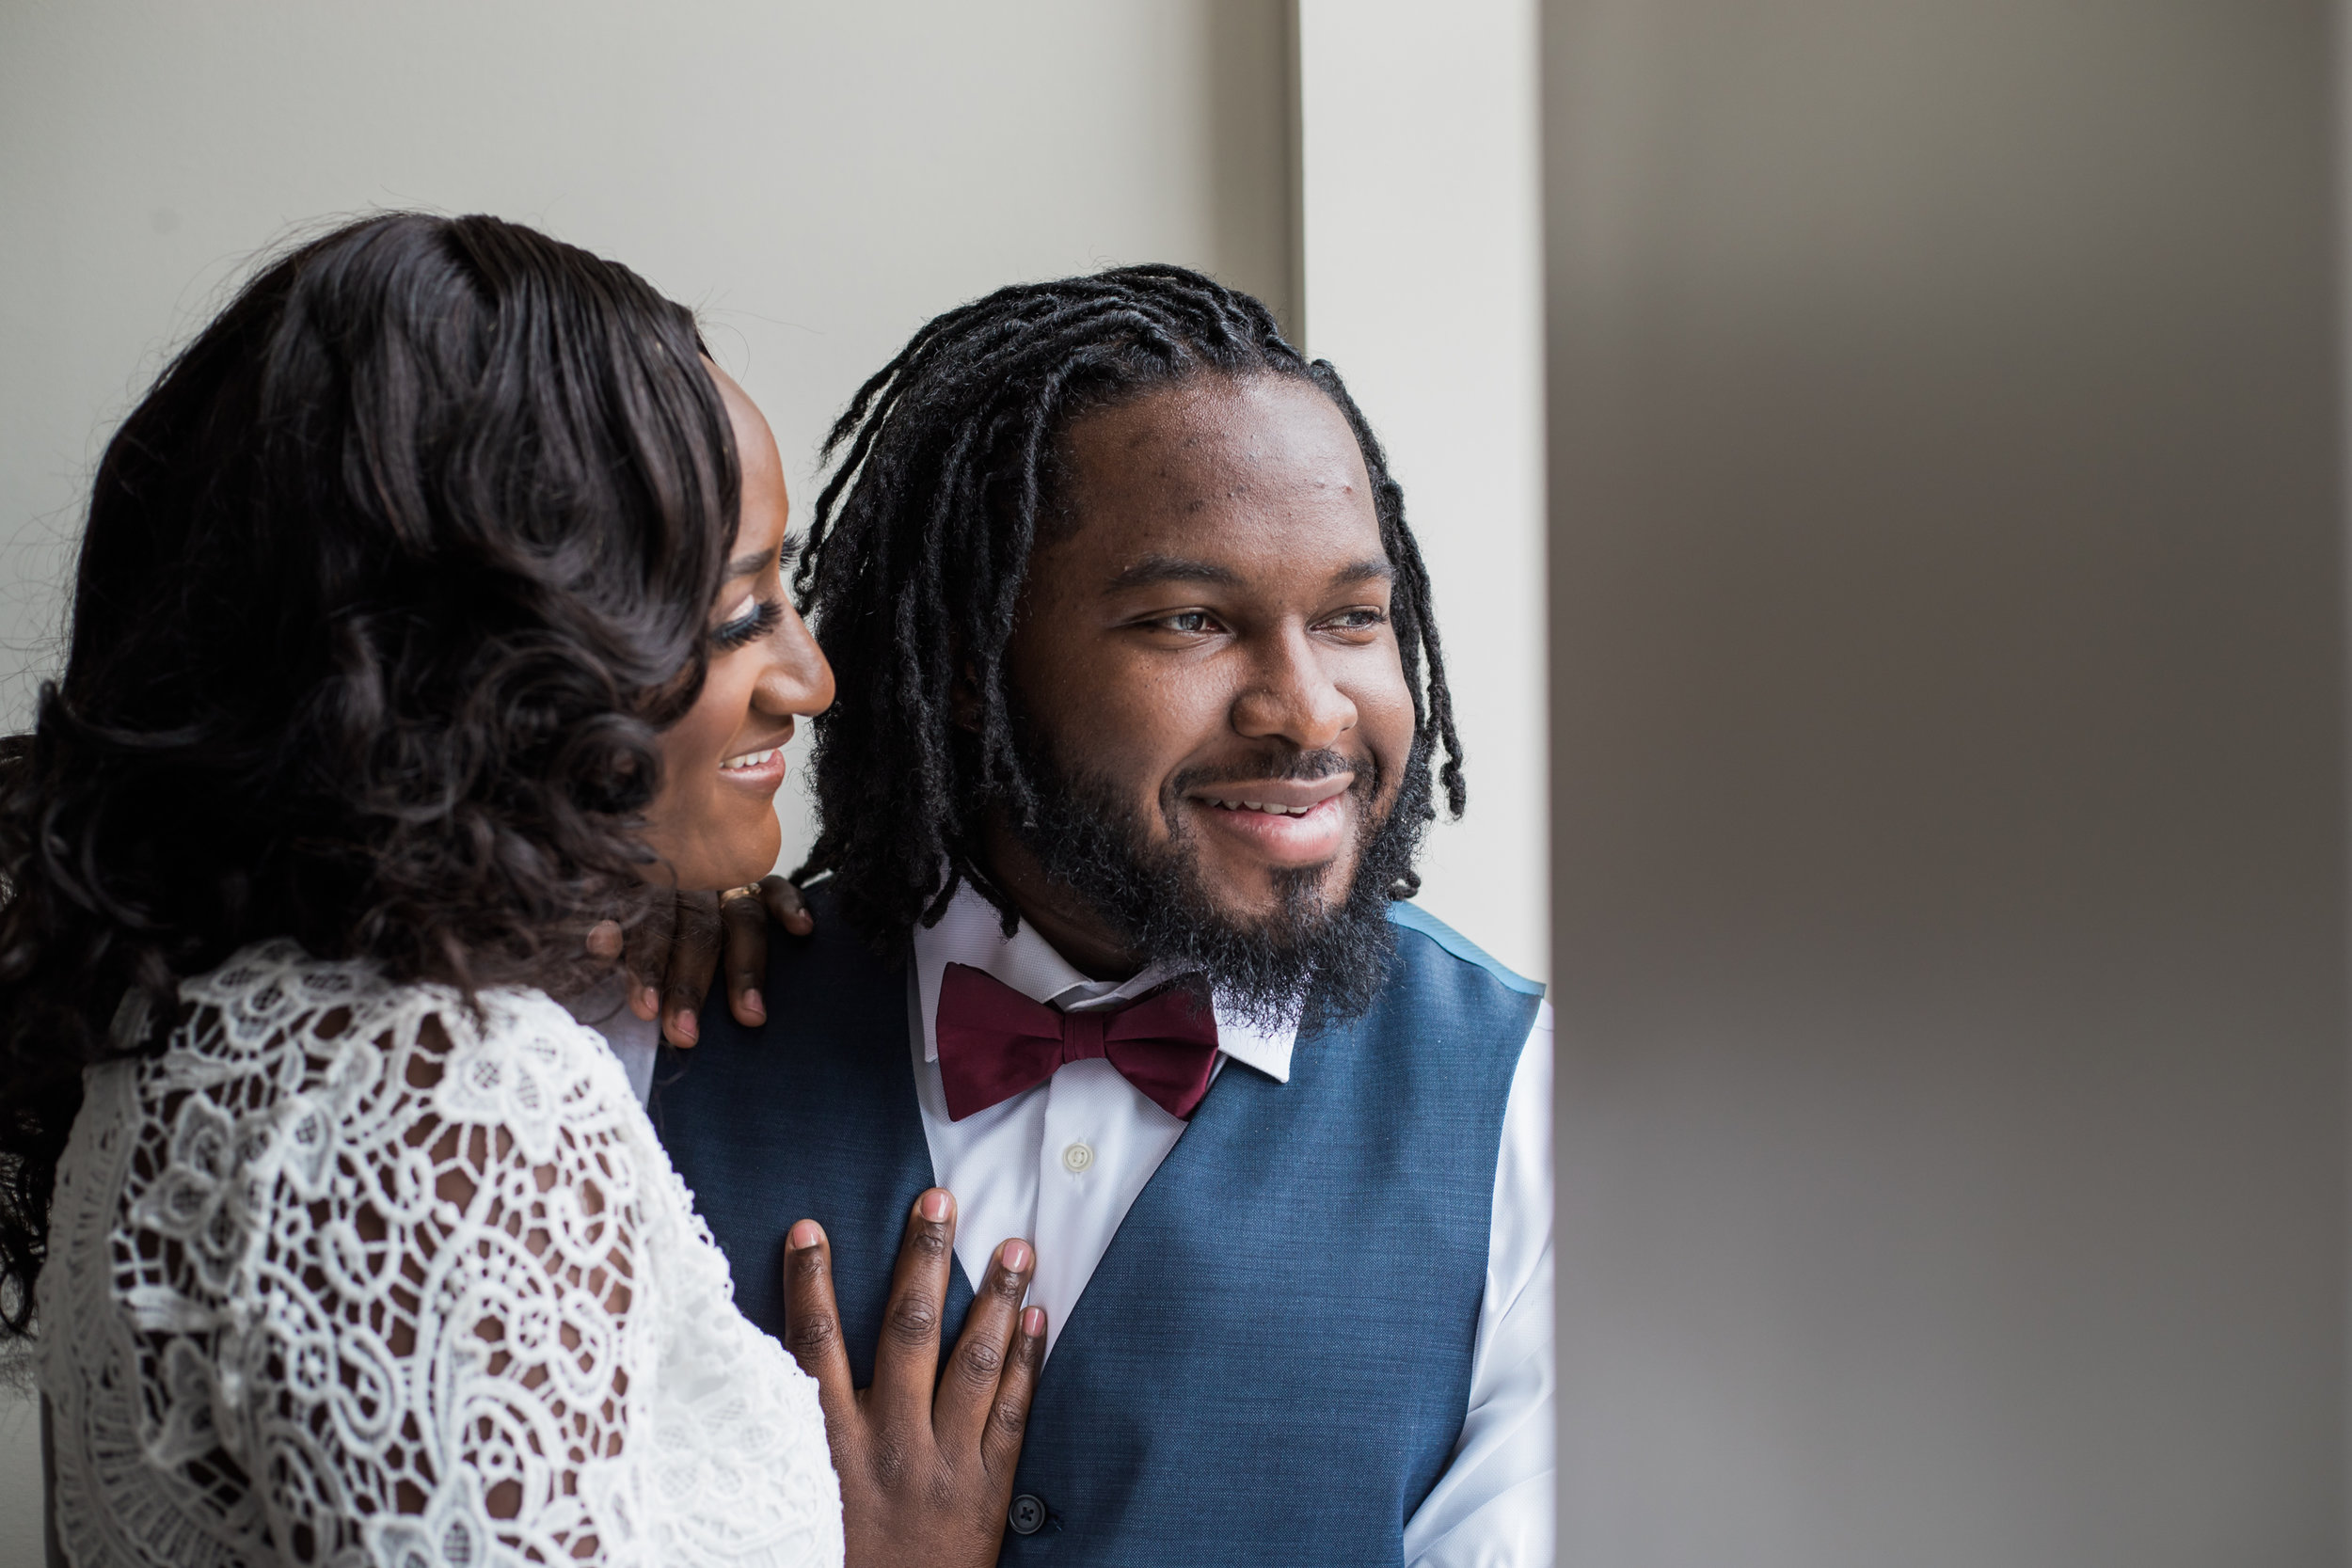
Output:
[755, 598, 836, 718]
[1230, 626, 1358, 749]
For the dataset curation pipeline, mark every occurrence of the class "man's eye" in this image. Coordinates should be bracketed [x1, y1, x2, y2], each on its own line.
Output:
[1159, 611, 1218, 635]
[1325, 608, 1389, 632]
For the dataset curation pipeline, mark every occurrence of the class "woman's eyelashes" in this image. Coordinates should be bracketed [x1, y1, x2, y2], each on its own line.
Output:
[712, 596, 784, 650]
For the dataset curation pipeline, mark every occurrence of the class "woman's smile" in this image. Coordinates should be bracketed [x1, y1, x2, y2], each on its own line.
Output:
[719, 735, 792, 787]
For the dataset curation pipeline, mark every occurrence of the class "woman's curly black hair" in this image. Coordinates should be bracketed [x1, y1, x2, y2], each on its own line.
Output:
[0, 213, 739, 1337]
[790, 263, 1464, 945]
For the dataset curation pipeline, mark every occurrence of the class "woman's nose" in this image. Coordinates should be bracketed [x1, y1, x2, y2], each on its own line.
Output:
[757, 598, 835, 718]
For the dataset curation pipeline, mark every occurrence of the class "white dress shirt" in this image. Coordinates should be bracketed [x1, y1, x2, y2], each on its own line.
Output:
[596, 888, 1556, 1567]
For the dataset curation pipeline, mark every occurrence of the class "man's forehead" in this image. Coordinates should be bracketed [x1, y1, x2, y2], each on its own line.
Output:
[1062, 499, 1389, 595]
[1051, 378, 1381, 573]
[1062, 376, 1370, 506]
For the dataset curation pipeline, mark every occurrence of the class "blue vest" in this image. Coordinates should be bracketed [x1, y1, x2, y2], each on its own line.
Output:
[651, 887, 1542, 1566]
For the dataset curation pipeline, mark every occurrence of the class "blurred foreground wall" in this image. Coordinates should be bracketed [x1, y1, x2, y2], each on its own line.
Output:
[1547, 2, 2348, 1561]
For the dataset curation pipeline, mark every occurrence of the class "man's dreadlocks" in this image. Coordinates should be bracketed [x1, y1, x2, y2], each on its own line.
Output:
[790, 263, 1465, 945]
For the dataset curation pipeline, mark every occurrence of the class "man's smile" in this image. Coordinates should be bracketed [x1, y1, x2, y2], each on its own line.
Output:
[1182, 772, 1358, 868]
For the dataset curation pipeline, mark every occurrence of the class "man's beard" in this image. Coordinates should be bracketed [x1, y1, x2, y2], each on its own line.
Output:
[1002, 724, 1434, 1033]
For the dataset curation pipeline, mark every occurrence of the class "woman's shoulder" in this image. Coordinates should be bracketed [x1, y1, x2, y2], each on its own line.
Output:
[166, 938, 637, 1125]
[178, 936, 596, 1049]
[76, 940, 652, 1275]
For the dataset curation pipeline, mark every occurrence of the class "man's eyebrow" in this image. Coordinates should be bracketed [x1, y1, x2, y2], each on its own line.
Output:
[1105, 554, 1244, 591]
[725, 535, 803, 580]
[1104, 554, 1396, 592]
[1332, 558, 1396, 587]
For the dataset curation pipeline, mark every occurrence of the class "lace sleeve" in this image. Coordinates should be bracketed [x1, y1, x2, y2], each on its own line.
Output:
[42, 945, 838, 1568]
[106, 959, 695, 1565]
[236, 995, 648, 1562]
[274, 1004, 651, 1564]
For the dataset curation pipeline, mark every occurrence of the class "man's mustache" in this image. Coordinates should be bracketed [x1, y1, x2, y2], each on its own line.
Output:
[1166, 749, 1372, 796]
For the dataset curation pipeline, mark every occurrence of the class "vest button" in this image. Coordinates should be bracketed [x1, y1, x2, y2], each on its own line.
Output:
[1008, 1493, 1047, 1535]
[1061, 1141, 1094, 1174]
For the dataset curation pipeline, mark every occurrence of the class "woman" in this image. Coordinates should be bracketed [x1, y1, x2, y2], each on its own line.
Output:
[1, 214, 1042, 1566]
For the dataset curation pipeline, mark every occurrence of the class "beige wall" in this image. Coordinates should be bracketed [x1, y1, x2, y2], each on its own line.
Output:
[1546, 0, 2346, 1560]
[1297, 0, 1549, 983]
[0, 3, 1300, 1556]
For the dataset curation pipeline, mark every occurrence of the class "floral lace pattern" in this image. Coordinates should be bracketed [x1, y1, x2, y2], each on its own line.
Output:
[39, 941, 841, 1568]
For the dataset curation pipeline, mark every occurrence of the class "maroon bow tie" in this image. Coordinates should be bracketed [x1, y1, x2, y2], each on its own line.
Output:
[934, 962, 1222, 1122]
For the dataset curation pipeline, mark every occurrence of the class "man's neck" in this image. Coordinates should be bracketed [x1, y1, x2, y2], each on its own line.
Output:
[977, 823, 1140, 981]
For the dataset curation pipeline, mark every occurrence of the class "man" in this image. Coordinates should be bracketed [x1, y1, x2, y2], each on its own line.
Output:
[651, 266, 1553, 1565]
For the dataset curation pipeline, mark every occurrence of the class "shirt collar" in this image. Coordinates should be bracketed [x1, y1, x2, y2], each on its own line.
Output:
[910, 882, 1295, 1084]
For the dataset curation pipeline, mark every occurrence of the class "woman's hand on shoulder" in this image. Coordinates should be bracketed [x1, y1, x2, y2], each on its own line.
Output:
[592, 877, 811, 1048]
[786, 1191, 1046, 1568]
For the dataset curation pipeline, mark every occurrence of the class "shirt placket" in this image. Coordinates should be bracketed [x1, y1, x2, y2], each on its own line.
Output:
[1025, 1052, 1122, 1353]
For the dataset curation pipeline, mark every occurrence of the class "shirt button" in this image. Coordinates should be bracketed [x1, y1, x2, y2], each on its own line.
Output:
[1009, 1493, 1047, 1535]
[1061, 1141, 1094, 1174]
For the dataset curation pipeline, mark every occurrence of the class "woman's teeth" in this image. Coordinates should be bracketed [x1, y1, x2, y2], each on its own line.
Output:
[1207, 797, 1314, 816]
[721, 747, 781, 772]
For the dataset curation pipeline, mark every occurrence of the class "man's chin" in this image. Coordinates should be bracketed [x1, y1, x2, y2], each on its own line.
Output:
[1194, 858, 1354, 930]
[1008, 722, 1434, 1031]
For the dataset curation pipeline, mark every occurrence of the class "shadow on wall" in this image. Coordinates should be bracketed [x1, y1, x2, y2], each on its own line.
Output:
[1202, 0, 1301, 341]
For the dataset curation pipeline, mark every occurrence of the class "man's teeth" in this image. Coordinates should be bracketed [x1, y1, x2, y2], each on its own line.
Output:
[721, 748, 781, 772]
[1207, 798, 1314, 816]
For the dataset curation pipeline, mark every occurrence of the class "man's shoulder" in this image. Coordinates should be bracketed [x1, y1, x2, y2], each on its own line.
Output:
[1384, 899, 1545, 1001]
[769, 879, 908, 989]
[1337, 900, 1545, 1069]
[674, 879, 908, 1078]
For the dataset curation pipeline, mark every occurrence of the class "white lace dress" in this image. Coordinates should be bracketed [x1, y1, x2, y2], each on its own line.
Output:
[38, 941, 843, 1568]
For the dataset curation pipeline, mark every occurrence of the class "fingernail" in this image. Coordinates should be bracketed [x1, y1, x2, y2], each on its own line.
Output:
[788, 1219, 822, 1250]
[672, 1010, 698, 1046]
[1022, 1307, 1045, 1338]
[741, 990, 766, 1022]
[1001, 1239, 1032, 1273]
[920, 1189, 952, 1223]
[640, 987, 660, 1017]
